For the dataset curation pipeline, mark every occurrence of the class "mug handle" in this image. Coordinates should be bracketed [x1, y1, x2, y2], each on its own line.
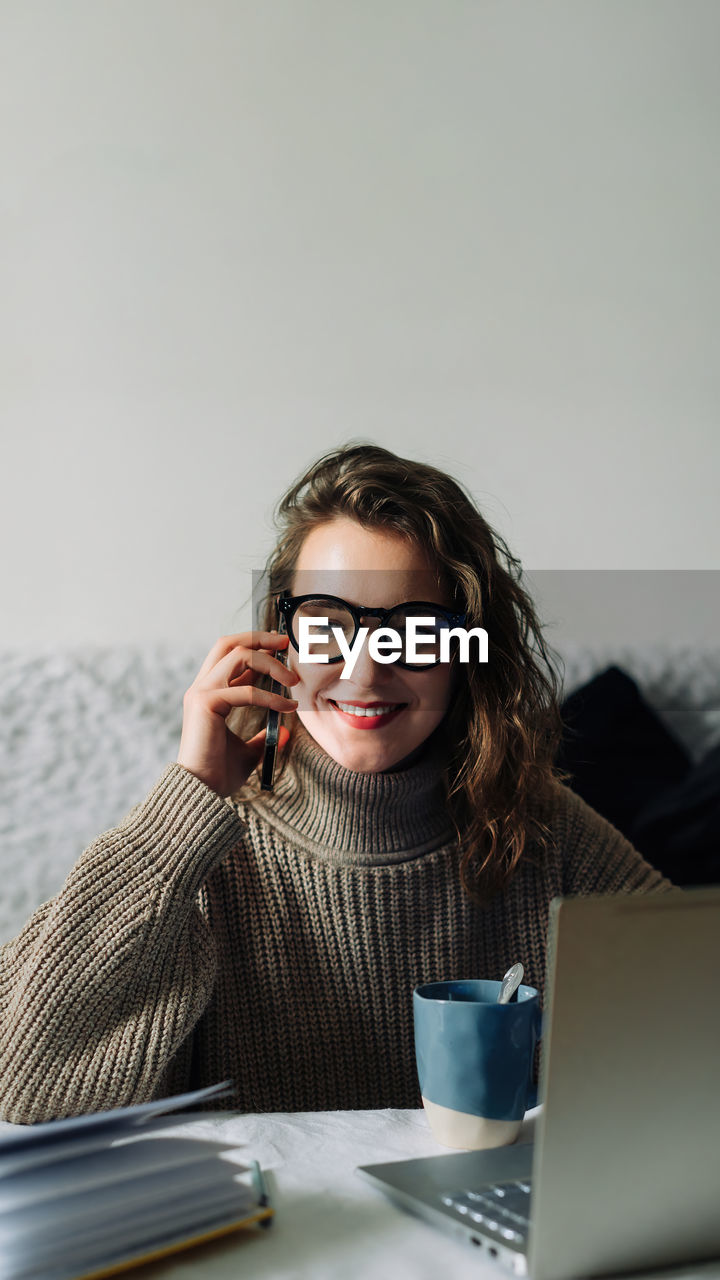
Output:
[525, 1003, 544, 1110]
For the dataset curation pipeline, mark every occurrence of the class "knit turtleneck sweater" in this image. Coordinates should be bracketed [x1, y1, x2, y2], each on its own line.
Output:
[247, 719, 457, 862]
[0, 724, 673, 1124]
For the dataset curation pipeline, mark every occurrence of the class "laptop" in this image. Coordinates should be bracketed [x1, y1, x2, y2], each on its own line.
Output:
[357, 886, 720, 1280]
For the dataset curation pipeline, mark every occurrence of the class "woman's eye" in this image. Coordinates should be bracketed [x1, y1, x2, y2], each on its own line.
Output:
[297, 607, 349, 633]
[302, 618, 332, 632]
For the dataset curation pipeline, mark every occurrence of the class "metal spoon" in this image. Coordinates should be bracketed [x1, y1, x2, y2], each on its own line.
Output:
[497, 962, 524, 1004]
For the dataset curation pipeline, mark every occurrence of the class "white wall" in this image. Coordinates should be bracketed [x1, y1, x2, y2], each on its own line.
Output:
[2, 0, 719, 655]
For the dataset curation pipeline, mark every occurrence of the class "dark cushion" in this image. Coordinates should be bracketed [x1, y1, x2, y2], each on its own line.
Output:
[557, 666, 691, 838]
[629, 744, 720, 887]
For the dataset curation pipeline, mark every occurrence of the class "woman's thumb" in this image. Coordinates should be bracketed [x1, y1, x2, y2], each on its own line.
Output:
[244, 723, 292, 759]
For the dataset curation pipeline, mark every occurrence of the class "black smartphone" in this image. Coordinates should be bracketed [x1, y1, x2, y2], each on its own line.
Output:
[260, 610, 288, 792]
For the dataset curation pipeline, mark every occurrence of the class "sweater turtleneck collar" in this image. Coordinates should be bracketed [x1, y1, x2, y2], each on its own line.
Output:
[243, 719, 457, 866]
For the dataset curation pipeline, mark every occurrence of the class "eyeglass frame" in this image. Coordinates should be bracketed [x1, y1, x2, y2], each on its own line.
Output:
[275, 591, 467, 670]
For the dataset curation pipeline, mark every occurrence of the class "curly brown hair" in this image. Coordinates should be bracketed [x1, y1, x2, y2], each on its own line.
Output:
[227, 442, 567, 906]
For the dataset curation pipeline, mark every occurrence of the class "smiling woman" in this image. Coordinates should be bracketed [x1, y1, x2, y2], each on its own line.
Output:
[225, 444, 567, 887]
[0, 444, 674, 1125]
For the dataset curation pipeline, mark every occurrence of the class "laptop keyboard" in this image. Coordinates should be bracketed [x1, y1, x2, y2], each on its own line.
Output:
[439, 1180, 532, 1246]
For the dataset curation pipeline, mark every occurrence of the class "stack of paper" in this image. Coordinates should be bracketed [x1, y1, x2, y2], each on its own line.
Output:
[0, 1081, 273, 1280]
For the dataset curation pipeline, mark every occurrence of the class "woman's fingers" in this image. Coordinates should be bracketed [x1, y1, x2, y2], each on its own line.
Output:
[195, 631, 290, 682]
[211, 643, 299, 691]
[199, 683, 298, 715]
[178, 633, 298, 797]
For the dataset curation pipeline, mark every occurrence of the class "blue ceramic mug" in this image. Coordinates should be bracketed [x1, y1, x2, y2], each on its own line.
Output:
[413, 978, 543, 1149]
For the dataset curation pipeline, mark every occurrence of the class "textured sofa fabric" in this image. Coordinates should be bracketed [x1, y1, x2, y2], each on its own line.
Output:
[1, 645, 719, 945]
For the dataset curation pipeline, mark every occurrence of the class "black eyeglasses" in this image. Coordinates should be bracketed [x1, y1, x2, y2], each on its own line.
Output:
[276, 591, 467, 670]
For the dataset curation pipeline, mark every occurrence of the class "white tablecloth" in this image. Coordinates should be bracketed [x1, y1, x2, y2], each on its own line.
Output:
[1, 1107, 718, 1279]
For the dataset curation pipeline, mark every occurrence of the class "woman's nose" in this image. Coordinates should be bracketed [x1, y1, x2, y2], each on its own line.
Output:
[349, 619, 396, 685]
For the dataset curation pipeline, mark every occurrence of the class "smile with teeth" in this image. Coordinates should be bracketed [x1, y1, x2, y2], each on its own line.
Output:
[330, 700, 406, 718]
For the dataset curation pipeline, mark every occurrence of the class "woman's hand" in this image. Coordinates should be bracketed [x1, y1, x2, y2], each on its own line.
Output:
[176, 631, 300, 797]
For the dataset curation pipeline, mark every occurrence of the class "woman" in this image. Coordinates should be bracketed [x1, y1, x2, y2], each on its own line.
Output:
[0, 444, 672, 1124]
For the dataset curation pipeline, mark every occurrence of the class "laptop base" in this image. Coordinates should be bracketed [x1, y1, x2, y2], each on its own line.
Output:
[357, 1141, 533, 1273]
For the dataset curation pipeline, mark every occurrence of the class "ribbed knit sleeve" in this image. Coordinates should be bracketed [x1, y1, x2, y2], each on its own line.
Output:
[0, 764, 245, 1124]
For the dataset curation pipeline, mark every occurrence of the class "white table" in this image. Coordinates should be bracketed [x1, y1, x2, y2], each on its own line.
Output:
[1, 1108, 719, 1279]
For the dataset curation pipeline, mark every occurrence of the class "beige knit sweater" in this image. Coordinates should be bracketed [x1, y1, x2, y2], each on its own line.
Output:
[0, 722, 673, 1124]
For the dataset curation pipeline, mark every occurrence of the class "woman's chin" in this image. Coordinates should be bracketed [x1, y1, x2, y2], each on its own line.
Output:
[296, 708, 423, 774]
